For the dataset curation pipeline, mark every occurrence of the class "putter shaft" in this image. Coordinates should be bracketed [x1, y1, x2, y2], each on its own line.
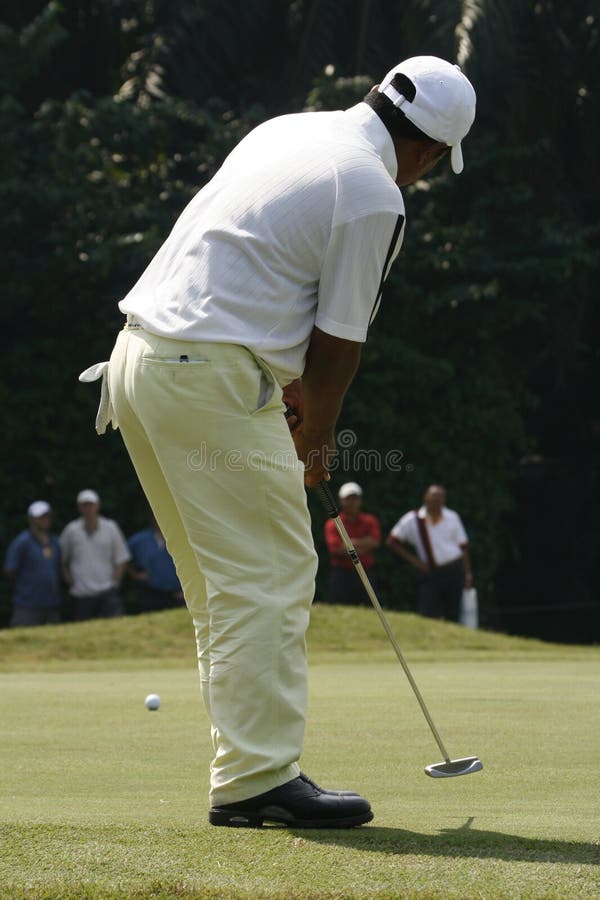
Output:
[316, 480, 451, 763]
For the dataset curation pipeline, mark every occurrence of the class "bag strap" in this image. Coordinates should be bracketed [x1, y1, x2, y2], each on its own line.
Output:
[415, 510, 436, 569]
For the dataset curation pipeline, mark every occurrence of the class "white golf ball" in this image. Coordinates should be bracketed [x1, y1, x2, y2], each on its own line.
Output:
[145, 693, 161, 711]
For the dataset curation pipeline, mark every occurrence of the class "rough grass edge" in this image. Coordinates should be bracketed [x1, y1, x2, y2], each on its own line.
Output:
[1, 885, 570, 900]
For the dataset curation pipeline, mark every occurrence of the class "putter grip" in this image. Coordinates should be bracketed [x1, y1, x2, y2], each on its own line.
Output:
[316, 480, 339, 518]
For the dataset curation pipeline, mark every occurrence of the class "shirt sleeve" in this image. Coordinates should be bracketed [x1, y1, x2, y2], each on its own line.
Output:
[127, 534, 141, 566]
[324, 518, 343, 555]
[111, 522, 132, 566]
[390, 512, 413, 543]
[59, 526, 71, 564]
[454, 514, 468, 545]
[316, 212, 404, 342]
[366, 515, 381, 543]
[3, 536, 22, 573]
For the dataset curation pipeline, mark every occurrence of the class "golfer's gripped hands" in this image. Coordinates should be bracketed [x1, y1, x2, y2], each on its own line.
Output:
[292, 424, 336, 487]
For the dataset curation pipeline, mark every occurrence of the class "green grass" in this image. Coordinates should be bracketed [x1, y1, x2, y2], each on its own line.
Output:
[0, 604, 595, 671]
[1, 608, 599, 898]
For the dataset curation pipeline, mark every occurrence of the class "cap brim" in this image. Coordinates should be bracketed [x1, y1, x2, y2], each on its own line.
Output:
[450, 143, 464, 174]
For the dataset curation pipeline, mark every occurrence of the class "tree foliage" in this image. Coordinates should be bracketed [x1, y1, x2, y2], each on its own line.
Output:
[0, 3, 258, 601]
[1, 1, 598, 637]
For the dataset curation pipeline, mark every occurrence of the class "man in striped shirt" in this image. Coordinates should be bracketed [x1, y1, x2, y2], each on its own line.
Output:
[86, 56, 476, 828]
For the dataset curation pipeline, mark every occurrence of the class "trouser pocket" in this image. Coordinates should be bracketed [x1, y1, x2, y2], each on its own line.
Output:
[246, 350, 282, 415]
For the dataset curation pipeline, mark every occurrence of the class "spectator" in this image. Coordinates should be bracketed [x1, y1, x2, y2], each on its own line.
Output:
[3, 501, 62, 627]
[387, 484, 473, 622]
[60, 489, 130, 620]
[128, 516, 184, 612]
[324, 482, 381, 605]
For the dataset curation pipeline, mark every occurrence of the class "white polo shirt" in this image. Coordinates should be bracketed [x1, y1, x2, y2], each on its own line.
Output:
[60, 516, 131, 597]
[119, 103, 405, 386]
[391, 507, 468, 567]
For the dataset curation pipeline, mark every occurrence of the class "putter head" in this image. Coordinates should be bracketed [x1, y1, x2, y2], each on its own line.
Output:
[425, 756, 483, 778]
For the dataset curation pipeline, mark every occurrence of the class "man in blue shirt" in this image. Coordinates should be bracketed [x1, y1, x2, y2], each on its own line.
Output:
[4, 501, 62, 627]
[128, 517, 184, 612]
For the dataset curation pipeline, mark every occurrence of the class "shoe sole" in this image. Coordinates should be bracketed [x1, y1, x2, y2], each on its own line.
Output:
[209, 809, 374, 829]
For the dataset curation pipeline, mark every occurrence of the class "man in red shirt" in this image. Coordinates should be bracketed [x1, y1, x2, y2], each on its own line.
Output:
[324, 482, 381, 605]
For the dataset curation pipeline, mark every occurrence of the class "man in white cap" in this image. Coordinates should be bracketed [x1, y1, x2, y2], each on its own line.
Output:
[3, 501, 62, 627]
[324, 482, 381, 605]
[82, 56, 475, 827]
[60, 490, 130, 621]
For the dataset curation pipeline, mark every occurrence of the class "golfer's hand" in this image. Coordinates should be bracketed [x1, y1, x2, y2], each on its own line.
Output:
[282, 379, 303, 433]
[292, 425, 336, 487]
[416, 560, 431, 575]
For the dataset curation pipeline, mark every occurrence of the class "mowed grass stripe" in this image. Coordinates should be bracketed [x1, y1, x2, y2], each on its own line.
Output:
[2, 655, 599, 898]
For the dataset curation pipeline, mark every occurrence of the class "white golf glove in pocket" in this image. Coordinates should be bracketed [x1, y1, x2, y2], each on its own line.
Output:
[79, 360, 117, 435]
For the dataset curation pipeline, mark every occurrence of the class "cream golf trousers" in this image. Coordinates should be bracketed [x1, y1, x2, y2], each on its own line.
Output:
[107, 325, 318, 805]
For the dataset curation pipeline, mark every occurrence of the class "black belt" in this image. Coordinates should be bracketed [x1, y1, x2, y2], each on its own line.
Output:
[434, 557, 463, 570]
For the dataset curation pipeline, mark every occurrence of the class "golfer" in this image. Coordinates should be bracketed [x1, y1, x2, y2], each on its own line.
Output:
[82, 56, 476, 828]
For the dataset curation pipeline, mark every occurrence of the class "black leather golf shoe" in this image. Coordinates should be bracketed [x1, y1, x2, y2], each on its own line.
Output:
[298, 772, 361, 796]
[209, 773, 373, 828]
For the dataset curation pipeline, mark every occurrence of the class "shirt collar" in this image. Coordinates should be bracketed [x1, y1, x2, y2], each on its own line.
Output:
[343, 103, 398, 181]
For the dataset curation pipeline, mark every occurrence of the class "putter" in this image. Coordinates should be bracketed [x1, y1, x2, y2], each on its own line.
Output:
[316, 480, 483, 779]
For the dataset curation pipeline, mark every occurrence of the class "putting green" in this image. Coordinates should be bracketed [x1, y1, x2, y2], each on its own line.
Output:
[1, 637, 599, 898]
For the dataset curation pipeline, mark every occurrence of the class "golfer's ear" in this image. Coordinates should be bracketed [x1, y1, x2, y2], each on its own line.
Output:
[419, 142, 437, 163]
[425, 141, 450, 163]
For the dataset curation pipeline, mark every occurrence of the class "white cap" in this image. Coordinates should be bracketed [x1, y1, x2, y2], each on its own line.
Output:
[378, 56, 476, 174]
[338, 482, 363, 500]
[77, 489, 100, 505]
[28, 500, 51, 518]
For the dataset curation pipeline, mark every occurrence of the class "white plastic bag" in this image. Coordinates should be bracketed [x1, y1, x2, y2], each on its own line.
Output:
[460, 588, 478, 629]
